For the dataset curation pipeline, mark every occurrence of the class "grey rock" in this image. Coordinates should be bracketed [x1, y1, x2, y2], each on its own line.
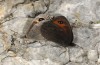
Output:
[34, 1, 47, 14]
[87, 50, 98, 61]
[2, 57, 29, 65]
[5, 0, 25, 15]
[69, 46, 85, 62]
[0, 36, 4, 54]
[0, 0, 100, 65]
[66, 62, 88, 65]
[23, 43, 69, 64]
[13, 3, 34, 17]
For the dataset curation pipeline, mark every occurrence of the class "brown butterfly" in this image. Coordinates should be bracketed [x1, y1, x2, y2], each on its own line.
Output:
[26, 15, 75, 47]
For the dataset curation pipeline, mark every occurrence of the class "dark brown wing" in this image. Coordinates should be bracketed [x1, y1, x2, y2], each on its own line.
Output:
[40, 21, 74, 47]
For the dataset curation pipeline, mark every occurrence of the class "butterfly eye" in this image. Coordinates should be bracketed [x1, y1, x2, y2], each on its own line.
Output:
[38, 18, 45, 21]
[58, 21, 63, 24]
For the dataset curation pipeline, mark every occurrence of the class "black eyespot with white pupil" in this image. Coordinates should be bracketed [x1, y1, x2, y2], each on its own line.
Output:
[38, 18, 45, 21]
[58, 21, 63, 24]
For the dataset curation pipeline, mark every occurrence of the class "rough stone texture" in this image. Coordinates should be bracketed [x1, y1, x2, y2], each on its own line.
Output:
[69, 46, 85, 62]
[0, 0, 100, 65]
[23, 44, 69, 64]
[87, 50, 98, 61]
